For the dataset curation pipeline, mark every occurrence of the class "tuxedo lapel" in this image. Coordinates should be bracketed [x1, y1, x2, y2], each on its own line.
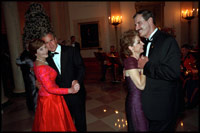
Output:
[46, 52, 61, 76]
[60, 46, 68, 76]
[143, 41, 148, 56]
[148, 30, 160, 57]
[148, 41, 155, 57]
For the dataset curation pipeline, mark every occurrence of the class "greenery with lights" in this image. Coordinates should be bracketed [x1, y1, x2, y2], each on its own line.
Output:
[22, 2, 54, 48]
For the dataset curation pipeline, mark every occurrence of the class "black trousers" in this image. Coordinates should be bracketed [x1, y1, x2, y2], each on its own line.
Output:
[64, 92, 87, 132]
[148, 118, 177, 132]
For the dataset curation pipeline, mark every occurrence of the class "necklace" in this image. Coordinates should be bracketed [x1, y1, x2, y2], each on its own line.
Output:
[36, 58, 48, 65]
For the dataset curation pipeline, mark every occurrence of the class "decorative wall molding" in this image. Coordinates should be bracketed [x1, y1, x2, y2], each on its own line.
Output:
[73, 17, 105, 50]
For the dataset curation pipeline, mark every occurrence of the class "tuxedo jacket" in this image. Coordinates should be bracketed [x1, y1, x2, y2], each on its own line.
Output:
[46, 45, 85, 96]
[142, 30, 181, 121]
[74, 42, 80, 51]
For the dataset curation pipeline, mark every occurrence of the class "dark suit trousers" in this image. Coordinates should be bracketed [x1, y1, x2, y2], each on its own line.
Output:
[148, 118, 177, 132]
[64, 92, 87, 132]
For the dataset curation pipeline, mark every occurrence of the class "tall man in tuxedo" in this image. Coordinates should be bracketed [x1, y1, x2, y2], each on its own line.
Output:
[133, 10, 181, 131]
[41, 32, 87, 132]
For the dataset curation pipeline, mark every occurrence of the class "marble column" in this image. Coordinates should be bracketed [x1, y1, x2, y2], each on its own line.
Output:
[2, 2, 25, 93]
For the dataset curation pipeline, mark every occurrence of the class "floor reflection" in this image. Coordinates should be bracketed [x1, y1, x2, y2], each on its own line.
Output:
[1, 59, 199, 132]
[2, 80, 199, 132]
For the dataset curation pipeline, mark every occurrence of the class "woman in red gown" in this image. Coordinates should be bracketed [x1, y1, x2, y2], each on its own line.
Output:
[28, 39, 79, 132]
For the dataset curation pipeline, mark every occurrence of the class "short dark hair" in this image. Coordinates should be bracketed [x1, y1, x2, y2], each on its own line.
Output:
[133, 10, 156, 25]
[41, 32, 56, 39]
[28, 39, 45, 61]
[71, 36, 75, 40]
[181, 44, 192, 50]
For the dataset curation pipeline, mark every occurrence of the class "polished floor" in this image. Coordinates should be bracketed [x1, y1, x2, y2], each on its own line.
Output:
[1, 59, 199, 132]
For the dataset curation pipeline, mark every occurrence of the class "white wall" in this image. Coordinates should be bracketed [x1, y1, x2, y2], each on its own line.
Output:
[68, 2, 110, 58]
[191, 1, 199, 48]
[66, 1, 198, 58]
[120, 2, 136, 34]
[164, 2, 181, 47]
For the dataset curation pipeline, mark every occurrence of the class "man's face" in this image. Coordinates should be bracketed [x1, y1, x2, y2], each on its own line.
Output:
[72, 37, 75, 41]
[41, 33, 58, 52]
[134, 14, 151, 38]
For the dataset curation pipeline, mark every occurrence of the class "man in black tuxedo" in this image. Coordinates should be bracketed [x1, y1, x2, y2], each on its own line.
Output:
[133, 10, 181, 131]
[70, 36, 80, 51]
[41, 32, 87, 132]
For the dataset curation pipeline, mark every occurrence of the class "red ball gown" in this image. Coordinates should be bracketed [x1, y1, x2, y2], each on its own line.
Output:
[32, 65, 76, 132]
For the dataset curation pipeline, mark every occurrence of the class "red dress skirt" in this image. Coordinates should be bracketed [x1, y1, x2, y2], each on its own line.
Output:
[32, 65, 76, 132]
[32, 95, 76, 132]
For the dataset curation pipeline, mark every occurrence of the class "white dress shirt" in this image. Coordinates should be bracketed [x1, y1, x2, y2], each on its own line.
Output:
[52, 44, 61, 74]
[145, 28, 158, 57]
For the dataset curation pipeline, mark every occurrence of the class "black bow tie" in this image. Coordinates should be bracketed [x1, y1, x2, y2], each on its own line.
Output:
[146, 38, 153, 43]
[49, 52, 59, 57]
